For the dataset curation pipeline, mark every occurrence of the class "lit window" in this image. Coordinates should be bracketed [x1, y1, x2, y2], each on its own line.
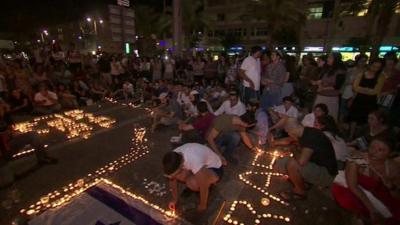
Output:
[357, 0, 372, 17]
[357, 9, 368, 16]
[307, 4, 323, 19]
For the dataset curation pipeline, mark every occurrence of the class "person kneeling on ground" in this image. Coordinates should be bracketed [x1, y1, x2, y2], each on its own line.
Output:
[207, 114, 258, 165]
[163, 143, 223, 212]
[268, 96, 299, 133]
[274, 118, 338, 201]
[179, 101, 215, 144]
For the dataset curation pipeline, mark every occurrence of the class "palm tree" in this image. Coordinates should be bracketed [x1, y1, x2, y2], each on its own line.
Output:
[244, 0, 307, 48]
[367, 0, 398, 60]
[337, 0, 398, 60]
[163, 0, 210, 55]
[135, 5, 163, 57]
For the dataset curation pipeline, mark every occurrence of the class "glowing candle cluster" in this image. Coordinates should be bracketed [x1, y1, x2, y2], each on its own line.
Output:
[222, 149, 291, 224]
[12, 109, 116, 154]
[223, 201, 290, 224]
[20, 127, 150, 217]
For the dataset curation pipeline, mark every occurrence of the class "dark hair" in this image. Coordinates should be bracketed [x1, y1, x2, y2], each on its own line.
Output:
[317, 55, 327, 64]
[355, 54, 368, 64]
[282, 96, 294, 103]
[272, 50, 283, 59]
[162, 152, 182, 175]
[240, 112, 257, 127]
[318, 115, 341, 139]
[370, 135, 396, 152]
[314, 103, 329, 115]
[328, 52, 345, 77]
[369, 58, 385, 78]
[369, 109, 389, 126]
[197, 101, 208, 114]
[251, 46, 262, 55]
[384, 51, 398, 64]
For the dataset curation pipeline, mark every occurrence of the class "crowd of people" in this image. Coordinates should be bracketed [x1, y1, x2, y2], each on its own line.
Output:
[1, 42, 399, 224]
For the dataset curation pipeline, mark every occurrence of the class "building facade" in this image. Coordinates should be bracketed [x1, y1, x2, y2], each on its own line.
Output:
[203, 0, 400, 54]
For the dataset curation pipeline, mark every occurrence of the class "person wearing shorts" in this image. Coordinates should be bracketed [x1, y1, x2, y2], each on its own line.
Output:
[274, 118, 338, 201]
[163, 143, 223, 212]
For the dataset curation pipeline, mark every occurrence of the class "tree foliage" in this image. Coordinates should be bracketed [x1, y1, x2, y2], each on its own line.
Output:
[244, 0, 307, 45]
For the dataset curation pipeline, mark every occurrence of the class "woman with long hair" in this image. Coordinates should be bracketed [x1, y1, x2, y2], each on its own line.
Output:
[348, 59, 385, 140]
[316, 115, 350, 168]
[340, 54, 368, 123]
[313, 52, 346, 121]
[332, 136, 400, 225]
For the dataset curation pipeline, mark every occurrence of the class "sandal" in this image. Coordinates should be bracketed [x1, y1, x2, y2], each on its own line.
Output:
[279, 191, 307, 201]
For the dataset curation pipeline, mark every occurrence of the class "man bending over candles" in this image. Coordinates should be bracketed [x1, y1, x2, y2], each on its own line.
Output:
[274, 118, 338, 201]
[163, 143, 223, 212]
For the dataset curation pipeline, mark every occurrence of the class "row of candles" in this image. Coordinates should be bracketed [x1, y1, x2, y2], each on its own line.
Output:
[20, 127, 154, 218]
[222, 149, 291, 224]
[223, 200, 290, 224]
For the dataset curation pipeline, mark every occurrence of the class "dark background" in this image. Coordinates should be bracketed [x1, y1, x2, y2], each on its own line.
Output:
[0, 0, 166, 35]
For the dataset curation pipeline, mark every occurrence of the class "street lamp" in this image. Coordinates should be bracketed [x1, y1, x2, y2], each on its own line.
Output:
[99, 19, 104, 24]
[86, 17, 92, 22]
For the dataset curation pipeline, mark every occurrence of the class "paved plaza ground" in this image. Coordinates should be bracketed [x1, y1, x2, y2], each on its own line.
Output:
[0, 101, 353, 225]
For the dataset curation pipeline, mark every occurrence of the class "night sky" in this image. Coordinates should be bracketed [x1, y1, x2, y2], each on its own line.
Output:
[0, 0, 164, 36]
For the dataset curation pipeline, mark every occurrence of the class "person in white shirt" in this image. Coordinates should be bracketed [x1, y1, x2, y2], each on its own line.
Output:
[269, 96, 299, 131]
[163, 143, 223, 212]
[301, 103, 329, 128]
[33, 83, 61, 114]
[239, 46, 262, 104]
[213, 89, 246, 116]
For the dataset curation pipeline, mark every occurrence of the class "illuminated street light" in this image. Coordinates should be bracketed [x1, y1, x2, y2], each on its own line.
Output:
[99, 19, 104, 24]
[86, 17, 92, 22]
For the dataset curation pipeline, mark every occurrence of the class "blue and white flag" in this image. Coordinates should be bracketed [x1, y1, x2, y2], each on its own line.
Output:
[28, 183, 173, 225]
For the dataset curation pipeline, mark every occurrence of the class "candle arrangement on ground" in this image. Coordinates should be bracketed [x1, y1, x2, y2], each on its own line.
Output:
[13, 110, 116, 140]
[19, 126, 150, 217]
[142, 178, 168, 197]
[221, 149, 291, 224]
[105, 97, 142, 109]
[12, 110, 116, 158]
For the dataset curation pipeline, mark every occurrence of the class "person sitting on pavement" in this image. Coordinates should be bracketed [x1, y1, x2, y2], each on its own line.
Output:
[213, 89, 246, 117]
[163, 143, 223, 212]
[179, 101, 215, 144]
[301, 103, 329, 128]
[8, 88, 32, 114]
[33, 83, 61, 114]
[151, 92, 182, 132]
[332, 136, 400, 225]
[274, 118, 338, 201]
[268, 96, 299, 132]
[183, 90, 201, 118]
[206, 114, 258, 165]
[348, 109, 395, 152]
[245, 99, 269, 146]
[316, 115, 350, 170]
[0, 106, 57, 165]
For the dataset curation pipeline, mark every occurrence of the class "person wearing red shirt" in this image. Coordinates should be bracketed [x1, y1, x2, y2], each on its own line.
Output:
[179, 101, 215, 144]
